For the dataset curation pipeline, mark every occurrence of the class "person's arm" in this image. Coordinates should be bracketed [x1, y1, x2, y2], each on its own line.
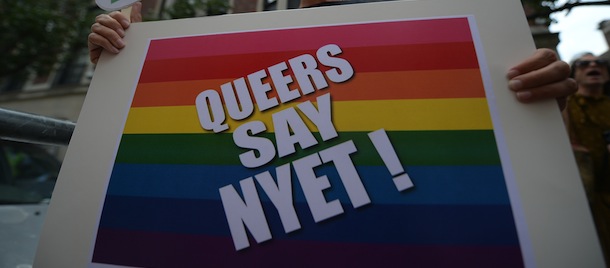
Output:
[506, 48, 576, 109]
[88, 2, 142, 64]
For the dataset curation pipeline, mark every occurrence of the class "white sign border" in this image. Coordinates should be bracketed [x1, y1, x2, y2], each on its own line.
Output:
[36, 1, 604, 267]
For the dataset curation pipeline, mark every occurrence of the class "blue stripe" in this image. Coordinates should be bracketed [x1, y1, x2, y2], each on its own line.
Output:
[107, 163, 510, 205]
[98, 195, 519, 245]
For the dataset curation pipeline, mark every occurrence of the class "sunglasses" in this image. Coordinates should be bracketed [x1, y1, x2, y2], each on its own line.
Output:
[574, 59, 608, 68]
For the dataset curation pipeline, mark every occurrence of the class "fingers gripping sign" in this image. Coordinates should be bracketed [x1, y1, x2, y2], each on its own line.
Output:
[89, 1, 142, 63]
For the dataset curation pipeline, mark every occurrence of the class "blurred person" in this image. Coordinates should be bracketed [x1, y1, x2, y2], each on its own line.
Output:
[564, 52, 610, 263]
[87, 1, 576, 107]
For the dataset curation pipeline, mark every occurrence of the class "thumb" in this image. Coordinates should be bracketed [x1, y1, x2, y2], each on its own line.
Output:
[131, 1, 143, 23]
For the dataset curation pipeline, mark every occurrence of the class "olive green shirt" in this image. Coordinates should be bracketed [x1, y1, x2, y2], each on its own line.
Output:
[566, 94, 610, 191]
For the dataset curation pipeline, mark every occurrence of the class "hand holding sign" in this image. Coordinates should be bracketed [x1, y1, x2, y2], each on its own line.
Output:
[88, 1, 142, 64]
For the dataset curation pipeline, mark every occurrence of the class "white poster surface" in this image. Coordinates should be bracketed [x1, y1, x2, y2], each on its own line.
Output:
[36, 1, 604, 267]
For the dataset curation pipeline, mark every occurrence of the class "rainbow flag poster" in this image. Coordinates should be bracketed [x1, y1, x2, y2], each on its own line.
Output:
[89, 17, 527, 267]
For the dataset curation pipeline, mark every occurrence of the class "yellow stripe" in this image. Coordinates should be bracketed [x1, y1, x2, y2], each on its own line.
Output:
[123, 98, 492, 134]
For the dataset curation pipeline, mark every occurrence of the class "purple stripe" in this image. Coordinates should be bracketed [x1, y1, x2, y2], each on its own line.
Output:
[96, 196, 520, 245]
[93, 229, 524, 267]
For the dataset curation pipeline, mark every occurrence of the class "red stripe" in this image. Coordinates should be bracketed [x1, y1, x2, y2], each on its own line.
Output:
[138, 42, 479, 83]
[145, 17, 474, 60]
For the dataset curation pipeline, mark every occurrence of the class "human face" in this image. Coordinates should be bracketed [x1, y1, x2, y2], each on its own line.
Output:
[573, 55, 609, 87]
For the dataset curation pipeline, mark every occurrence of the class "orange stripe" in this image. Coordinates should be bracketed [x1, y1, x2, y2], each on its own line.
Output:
[131, 69, 484, 107]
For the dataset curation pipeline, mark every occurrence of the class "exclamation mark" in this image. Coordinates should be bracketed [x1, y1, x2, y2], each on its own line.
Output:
[368, 129, 414, 191]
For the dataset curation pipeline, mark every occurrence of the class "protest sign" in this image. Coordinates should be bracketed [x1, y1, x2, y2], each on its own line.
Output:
[35, 0, 604, 267]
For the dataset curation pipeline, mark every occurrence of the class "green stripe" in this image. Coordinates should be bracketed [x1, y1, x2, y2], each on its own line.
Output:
[114, 130, 500, 166]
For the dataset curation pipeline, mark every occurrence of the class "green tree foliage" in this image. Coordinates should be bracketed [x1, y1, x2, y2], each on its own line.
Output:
[0, 0, 97, 79]
[521, 0, 556, 25]
[522, 0, 610, 26]
[164, 0, 230, 19]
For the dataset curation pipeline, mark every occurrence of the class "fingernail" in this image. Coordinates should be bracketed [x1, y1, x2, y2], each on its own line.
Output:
[116, 38, 125, 48]
[508, 79, 522, 91]
[118, 28, 125, 37]
[516, 91, 532, 100]
[507, 69, 519, 79]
